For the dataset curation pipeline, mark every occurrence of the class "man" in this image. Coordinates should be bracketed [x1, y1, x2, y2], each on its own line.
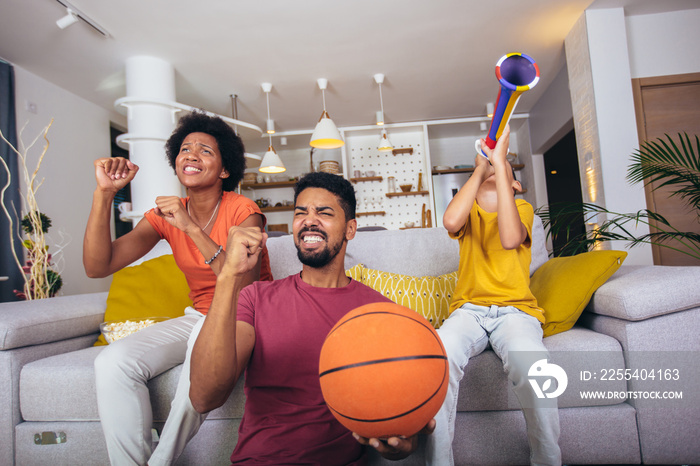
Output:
[189, 172, 433, 464]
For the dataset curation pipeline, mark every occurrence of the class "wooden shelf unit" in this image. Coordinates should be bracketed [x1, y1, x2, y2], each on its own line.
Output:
[392, 147, 414, 156]
[432, 164, 524, 175]
[357, 211, 386, 217]
[385, 190, 429, 198]
[350, 176, 383, 183]
[241, 180, 296, 189]
[260, 205, 294, 213]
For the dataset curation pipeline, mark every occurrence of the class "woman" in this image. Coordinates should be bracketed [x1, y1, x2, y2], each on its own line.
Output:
[84, 111, 272, 466]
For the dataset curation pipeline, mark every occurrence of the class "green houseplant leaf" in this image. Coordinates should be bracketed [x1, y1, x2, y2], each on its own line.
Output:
[537, 133, 700, 260]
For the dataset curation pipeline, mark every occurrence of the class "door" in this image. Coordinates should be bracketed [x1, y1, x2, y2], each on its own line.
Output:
[543, 129, 585, 256]
[632, 73, 700, 266]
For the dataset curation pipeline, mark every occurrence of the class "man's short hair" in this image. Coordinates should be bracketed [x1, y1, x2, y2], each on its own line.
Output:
[294, 172, 356, 221]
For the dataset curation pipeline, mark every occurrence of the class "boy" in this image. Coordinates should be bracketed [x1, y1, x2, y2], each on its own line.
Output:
[426, 127, 561, 466]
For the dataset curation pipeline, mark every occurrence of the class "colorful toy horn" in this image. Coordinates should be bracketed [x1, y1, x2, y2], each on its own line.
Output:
[476, 52, 540, 159]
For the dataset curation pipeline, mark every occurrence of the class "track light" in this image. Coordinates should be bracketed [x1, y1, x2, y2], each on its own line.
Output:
[56, 8, 78, 29]
[53, 1, 111, 37]
[374, 74, 393, 152]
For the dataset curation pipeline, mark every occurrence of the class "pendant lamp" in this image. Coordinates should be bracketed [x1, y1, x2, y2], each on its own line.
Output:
[230, 94, 262, 162]
[374, 73, 393, 152]
[310, 78, 344, 149]
[378, 129, 393, 152]
[259, 83, 286, 174]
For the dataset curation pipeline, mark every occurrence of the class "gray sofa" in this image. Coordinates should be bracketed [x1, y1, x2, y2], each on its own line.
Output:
[1, 220, 699, 465]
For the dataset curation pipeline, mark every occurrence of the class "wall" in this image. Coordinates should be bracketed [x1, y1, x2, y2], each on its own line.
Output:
[13, 65, 118, 296]
[528, 7, 700, 264]
[626, 9, 700, 79]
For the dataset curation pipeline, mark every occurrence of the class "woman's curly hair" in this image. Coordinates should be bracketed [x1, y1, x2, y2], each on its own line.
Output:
[164, 111, 246, 191]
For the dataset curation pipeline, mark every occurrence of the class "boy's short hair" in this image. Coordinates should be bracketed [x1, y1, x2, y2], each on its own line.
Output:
[294, 172, 356, 221]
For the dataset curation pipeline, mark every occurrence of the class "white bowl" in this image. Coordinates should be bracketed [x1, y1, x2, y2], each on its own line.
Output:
[100, 317, 170, 344]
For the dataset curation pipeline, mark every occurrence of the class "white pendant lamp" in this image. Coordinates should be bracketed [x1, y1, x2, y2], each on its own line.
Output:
[260, 146, 285, 174]
[310, 78, 344, 149]
[259, 83, 286, 174]
[374, 73, 393, 152]
[378, 128, 393, 152]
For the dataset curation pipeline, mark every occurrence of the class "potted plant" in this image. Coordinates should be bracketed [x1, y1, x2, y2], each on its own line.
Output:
[536, 133, 700, 260]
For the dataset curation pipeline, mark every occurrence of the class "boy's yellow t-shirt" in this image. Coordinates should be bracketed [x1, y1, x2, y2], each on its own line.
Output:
[448, 199, 544, 323]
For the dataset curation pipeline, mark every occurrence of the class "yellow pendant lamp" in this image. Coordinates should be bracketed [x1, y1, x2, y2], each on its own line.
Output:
[259, 82, 286, 174]
[310, 78, 344, 149]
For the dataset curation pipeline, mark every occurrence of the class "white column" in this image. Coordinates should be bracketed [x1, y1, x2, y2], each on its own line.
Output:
[566, 8, 652, 265]
[123, 56, 181, 224]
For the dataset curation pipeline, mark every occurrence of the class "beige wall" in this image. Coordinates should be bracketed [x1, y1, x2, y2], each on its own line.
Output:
[13, 65, 118, 296]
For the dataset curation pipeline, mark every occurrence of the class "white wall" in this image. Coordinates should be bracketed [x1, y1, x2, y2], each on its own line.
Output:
[528, 6, 700, 265]
[528, 65, 575, 211]
[528, 65, 574, 156]
[13, 65, 117, 296]
[626, 9, 700, 79]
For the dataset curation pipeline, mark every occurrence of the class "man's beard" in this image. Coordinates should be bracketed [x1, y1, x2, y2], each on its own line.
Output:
[295, 228, 345, 268]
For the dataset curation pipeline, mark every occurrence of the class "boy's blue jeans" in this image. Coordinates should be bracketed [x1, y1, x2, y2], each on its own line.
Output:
[426, 303, 562, 466]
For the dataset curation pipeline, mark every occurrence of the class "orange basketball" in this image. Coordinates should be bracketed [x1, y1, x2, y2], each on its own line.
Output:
[319, 302, 448, 439]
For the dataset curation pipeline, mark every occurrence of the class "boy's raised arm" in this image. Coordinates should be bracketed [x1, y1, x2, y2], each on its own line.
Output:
[490, 127, 527, 249]
[443, 153, 493, 234]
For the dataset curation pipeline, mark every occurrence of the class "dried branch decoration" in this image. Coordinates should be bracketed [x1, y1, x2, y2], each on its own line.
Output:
[1, 119, 64, 299]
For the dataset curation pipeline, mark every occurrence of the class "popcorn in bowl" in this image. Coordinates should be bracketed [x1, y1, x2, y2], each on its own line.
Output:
[100, 317, 170, 344]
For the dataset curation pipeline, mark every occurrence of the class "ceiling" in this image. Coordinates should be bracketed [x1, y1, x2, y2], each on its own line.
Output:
[1, 0, 698, 153]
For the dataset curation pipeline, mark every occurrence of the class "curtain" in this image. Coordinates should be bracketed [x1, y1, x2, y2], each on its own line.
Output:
[0, 60, 23, 302]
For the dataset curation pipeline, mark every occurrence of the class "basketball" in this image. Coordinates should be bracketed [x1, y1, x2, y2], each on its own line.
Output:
[319, 302, 448, 439]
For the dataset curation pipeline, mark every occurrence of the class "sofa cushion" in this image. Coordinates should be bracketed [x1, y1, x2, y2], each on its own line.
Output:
[531, 250, 627, 337]
[267, 216, 547, 281]
[94, 255, 193, 346]
[0, 292, 107, 350]
[590, 265, 700, 321]
[530, 214, 548, 274]
[19, 347, 244, 422]
[357, 265, 457, 328]
[457, 327, 627, 411]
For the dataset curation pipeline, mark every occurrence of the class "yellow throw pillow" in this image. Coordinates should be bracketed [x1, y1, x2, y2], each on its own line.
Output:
[94, 254, 192, 346]
[531, 250, 627, 338]
[345, 263, 365, 282]
[357, 265, 457, 329]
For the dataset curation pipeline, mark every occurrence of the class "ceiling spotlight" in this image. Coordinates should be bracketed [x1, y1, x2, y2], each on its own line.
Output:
[310, 78, 344, 149]
[261, 82, 275, 134]
[56, 8, 78, 29]
[52, 1, 111, 37]
[374, 73, 387, 126]
[376, 111, 384, 126]
[486, 102, 495, 118]
[374, 73, 393, 152]
[259, 83, 286, 174]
